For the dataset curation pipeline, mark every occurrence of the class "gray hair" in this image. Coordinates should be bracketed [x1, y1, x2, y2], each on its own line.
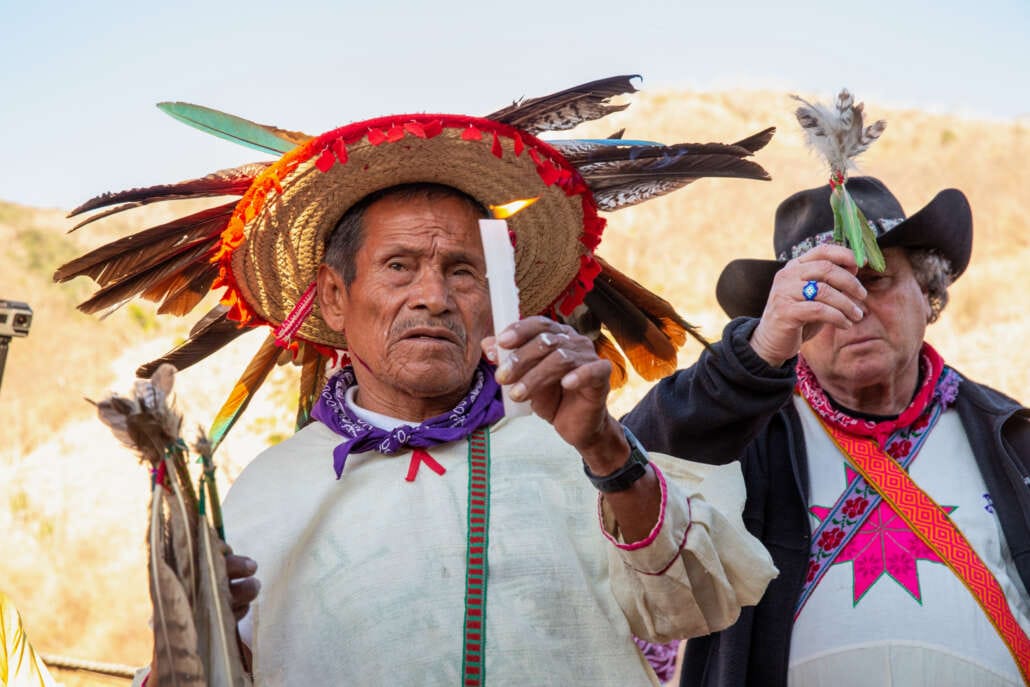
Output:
[323, 183, 487, 288]
[908, 249, 953, 323]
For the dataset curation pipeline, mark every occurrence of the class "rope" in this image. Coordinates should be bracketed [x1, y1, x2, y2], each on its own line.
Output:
[39, 652, 136, 679]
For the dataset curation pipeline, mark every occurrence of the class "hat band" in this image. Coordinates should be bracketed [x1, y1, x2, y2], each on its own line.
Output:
[777, 216, 905, 262]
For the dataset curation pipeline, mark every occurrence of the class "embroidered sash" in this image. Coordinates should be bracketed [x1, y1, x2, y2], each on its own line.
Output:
[794, 394, 947, 619]
[461, 427, 490, 686]
[819, 417, 1030, 684]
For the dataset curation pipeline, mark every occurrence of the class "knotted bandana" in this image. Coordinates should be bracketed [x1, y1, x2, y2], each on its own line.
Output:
[311, 360, 505, 478]
[795, 342, 961, 446]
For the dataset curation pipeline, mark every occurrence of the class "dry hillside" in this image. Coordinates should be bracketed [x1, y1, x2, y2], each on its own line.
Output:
[1, 89, 1028, 683]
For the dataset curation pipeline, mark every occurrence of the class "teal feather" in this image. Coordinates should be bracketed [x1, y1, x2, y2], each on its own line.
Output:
[157, 102, 311, 156]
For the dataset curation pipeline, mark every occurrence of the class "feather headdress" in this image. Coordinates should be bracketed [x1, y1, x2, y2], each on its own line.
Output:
[92, 365, 251, 687]
[59, 75, 774, 451]
[792, 89, 887, 270]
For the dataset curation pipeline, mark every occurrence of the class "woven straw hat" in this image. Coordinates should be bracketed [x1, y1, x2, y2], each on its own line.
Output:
[213, 114, 604, 350]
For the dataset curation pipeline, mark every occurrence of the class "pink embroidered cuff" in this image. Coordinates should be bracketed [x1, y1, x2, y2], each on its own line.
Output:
[598, 464, 695, 575]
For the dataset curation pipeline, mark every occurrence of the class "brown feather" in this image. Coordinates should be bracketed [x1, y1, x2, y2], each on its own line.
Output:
[594, 333, 628, 389]
[54, 202, 234, 285]
[594, 256, 711, 350]
[582, 152, 770, 190]
[565, 141, 753, 166]
[141, 260, 213, 307]
[67, 162, 268, 221]
[149, 487, 206, 687]
[195, 520, 252, 687]
[731, 126, 776, 153]
[76, 242, 213, 316]
[156, 263, 220, 316]
[485, 75, 639, 135]
[136, 307, 248, 378]
[583, 279, 678, 380]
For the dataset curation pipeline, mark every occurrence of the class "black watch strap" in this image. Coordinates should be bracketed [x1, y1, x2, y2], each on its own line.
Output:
[583, 425, 650, 493]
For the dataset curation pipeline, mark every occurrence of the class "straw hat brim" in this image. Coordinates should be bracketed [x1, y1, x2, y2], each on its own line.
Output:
[213, 115, 605, 349]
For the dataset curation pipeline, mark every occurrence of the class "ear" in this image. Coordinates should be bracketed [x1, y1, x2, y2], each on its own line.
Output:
[919, 287, 933, 324]
[317, 264, 349, 333]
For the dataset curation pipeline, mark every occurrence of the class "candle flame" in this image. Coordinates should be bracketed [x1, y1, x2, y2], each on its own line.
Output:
[489, 197, 539, 219]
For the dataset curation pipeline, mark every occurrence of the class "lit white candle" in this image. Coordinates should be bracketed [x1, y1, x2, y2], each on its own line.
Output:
[478, 218, 531, 418]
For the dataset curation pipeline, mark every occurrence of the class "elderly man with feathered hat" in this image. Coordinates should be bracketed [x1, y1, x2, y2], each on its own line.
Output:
[624, 92, 1030, 687]
[60, 76, 780, 685]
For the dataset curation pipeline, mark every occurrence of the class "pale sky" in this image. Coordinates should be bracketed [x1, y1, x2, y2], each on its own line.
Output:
[2, 0, 1027, 210]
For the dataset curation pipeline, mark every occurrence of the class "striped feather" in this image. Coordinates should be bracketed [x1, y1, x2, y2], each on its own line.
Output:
[585, 152, 770, 210]
[149, 486, 206, 687]
[485, 75, 639, 135]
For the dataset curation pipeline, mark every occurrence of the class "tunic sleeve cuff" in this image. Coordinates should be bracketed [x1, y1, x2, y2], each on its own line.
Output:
[598, 464, 694, 575]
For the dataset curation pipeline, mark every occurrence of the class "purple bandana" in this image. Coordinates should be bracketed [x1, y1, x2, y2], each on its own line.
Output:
[311, 360, 505, 478]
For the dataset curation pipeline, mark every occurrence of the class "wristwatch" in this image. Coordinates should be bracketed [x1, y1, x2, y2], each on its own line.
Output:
[583, 425, 651, 493]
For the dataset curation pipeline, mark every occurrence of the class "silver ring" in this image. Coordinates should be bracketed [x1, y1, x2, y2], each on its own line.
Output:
[802, 280, 819, 301]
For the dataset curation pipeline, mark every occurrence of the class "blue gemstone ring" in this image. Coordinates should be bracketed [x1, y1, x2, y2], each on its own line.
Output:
[802, 280, 819, 301]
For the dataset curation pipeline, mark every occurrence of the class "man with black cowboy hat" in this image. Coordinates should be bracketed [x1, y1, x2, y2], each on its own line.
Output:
[60, 77, 780, 686]
[624, 175, 1030, 686]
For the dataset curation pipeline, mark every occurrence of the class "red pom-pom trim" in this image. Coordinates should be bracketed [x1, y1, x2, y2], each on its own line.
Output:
[315, 148, 336, 172]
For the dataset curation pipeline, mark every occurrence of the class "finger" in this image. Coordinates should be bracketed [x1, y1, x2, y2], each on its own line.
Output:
[508, 341, 601, 405]
[495, 316, 563, 350]
[796, 280, 864, 323]
[495, 324, 578, 384]
[560, 358, 613, 395]
[230, 577, 261, 619]
[225, 553, 258, 581]
[796, 243, 860, 272]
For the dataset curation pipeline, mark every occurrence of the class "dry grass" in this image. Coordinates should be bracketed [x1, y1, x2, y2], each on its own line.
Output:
[1, 89, 1027, 683]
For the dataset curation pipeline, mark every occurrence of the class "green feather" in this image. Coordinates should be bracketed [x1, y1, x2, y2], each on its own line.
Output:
[157, 102, 311, 156]
[829, 186, 845, 244]
[854, 205, 886, 272]
[838, 187, 867, 267]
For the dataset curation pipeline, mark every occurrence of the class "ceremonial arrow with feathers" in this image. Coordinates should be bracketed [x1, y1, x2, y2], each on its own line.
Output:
[57, 75, 774, 450]
[91, 365, 251, 687]
[792, 89, 887, 270]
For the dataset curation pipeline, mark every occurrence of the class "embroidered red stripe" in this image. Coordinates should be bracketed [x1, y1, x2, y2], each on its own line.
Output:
[462, 427, 490, 685]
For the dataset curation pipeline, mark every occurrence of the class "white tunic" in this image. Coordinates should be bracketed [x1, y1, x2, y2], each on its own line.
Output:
[789, 397, 1030, 686]
[223, 412, 776, 686]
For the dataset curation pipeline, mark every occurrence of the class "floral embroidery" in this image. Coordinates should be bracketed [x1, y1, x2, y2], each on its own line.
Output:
[818, 528, 845, 551]
[806, 561, 820, 583]
[886, 440, 912, 460]
[842, 497, 869, 518]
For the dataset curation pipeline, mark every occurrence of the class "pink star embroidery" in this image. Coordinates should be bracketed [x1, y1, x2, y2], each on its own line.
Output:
[811, 468, 956, 604]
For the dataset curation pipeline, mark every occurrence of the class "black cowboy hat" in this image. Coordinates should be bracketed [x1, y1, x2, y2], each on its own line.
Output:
[715, 176, 973, 319]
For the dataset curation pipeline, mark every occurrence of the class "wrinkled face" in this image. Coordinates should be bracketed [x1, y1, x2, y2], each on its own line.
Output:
[318, 194, 492, 418]
[800, 247, 932, 394]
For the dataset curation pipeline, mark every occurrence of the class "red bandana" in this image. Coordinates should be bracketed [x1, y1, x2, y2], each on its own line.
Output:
[795, 343, 947, 447]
